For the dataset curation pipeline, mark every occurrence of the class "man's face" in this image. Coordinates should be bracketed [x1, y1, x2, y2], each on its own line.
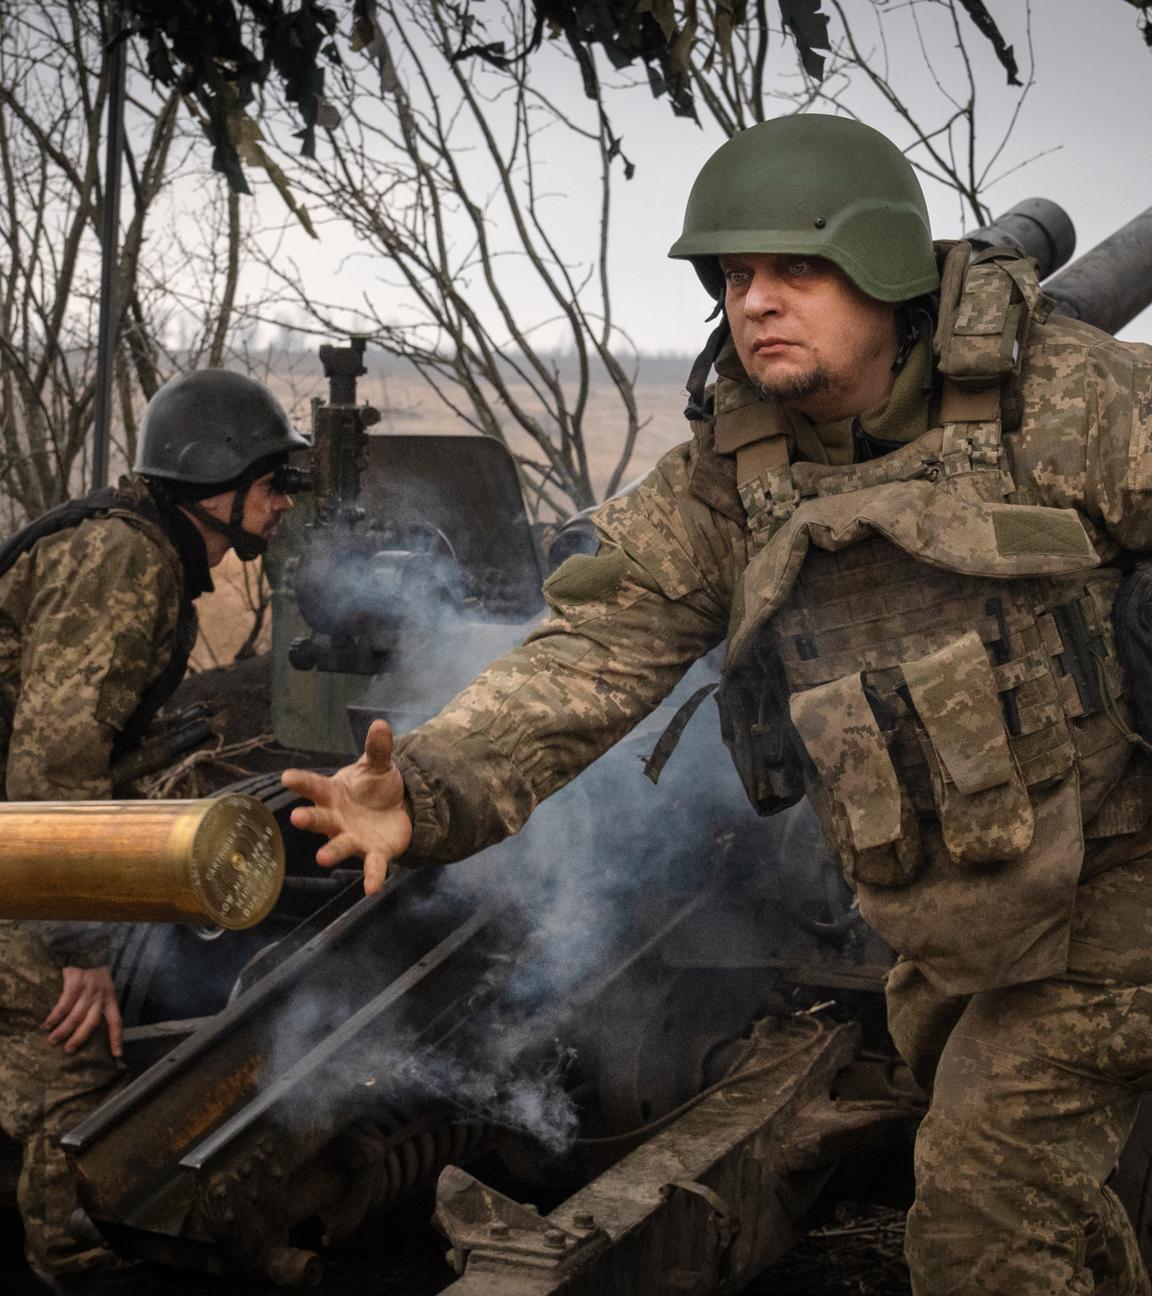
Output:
[194, 471, 293, 566]
[719, 253, 900, 421]
[239, 471, 294, 542]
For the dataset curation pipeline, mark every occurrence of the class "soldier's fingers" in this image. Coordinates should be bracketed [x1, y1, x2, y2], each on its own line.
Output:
[289, 804, 345, 838]
[363, 721, 395, 773]
[63, 1000, 103, 1054]
[282, 768, 335, 805]
[104, 995, 124, 1059]
[316, 832, 362, 868]
[47, 991, 96, 1047]
[362, 850, 391, 895]
[42, 981, 82, 1030]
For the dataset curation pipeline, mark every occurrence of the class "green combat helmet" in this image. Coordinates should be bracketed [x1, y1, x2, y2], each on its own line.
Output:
[135, 369, 311, 560]
[669, 114, 940, 303]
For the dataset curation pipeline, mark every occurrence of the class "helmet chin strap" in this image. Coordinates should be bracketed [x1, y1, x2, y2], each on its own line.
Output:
[683, 314, 732, 420]
[184, 480, 267, 561]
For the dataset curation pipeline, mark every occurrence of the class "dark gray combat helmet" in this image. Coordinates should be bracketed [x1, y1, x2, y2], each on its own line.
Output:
[135, 369, 310, 485]
[135, 369, 311, 560]
[669, 114, 940, 303]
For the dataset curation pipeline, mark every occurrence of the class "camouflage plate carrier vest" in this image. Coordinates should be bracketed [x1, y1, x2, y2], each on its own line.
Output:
[716, 244, 1139, 994]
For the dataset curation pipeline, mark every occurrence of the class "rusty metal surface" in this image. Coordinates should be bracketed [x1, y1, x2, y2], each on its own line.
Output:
[436, 1017, 919, 1296]
[64, 873, 492, 1245]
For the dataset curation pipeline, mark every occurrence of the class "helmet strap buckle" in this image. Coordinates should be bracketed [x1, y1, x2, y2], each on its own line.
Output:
[183, 472, 267, 562]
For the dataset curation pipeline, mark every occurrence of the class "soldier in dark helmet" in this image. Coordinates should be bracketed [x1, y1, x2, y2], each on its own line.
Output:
[0, 368, 308, 1292]
[287, 114, 1152, 1293]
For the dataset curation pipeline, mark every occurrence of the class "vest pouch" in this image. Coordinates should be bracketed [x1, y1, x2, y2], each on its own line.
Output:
[716, 650, 804, 816]
[902, 630, 1034, 864]
[789, 673, 922, 887]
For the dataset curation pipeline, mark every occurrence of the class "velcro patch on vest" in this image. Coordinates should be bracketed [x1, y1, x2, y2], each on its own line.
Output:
[991, 507, 1096, 559]
[543, 550, 631, 604]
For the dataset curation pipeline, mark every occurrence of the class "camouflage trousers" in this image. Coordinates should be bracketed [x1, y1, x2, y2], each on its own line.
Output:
[0, 923, 124, 1277]
[888, 849, 1152, 1295]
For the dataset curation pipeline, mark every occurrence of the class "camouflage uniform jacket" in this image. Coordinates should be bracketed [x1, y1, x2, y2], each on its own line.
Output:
[394, 256, 1152, 995]
[0, 475, 209, 967]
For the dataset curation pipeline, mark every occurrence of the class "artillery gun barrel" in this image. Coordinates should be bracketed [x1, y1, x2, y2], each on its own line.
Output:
[966, 197, 1077, 279]
[0, 794, 284, 928]
[1043, 206, 1152, 335]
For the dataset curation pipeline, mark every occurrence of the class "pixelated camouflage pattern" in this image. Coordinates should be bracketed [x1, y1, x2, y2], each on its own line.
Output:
[0, 477, 189, 968]
[393, 439, 736, 864]
[0, 924, 124, 1276]
[725, 480, 1099, 669]
[895, 847, 1152, 1295]
[0, 482, 189, 1277]
[395, 307, 1152, 878]
[788, 672, 903, 850]
[389, 264, 1152, 1292]
[1009, 315, 1152, 556]
[0, 480, 186, 802]
[900, 629, 1036, 864]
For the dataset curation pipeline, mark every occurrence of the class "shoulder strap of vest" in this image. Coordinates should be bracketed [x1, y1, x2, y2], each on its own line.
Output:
[0, 488, 197, 761]
[933, 241, 1042, 498]
[0, 487, 120, 581]
[104, 495, 198, 761]
[935, 240, 1038, 394]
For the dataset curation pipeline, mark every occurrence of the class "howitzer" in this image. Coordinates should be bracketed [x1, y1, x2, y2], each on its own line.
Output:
[37, 197, 1152, 1295]
[0, 795, 284, 929]
[270, 337, 544, 753]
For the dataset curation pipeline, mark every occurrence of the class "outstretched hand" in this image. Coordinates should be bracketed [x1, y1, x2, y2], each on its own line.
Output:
[282, 719, 413, 894]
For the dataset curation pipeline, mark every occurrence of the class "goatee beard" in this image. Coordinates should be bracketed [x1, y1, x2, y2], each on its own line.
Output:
[756, 367, 830, 405]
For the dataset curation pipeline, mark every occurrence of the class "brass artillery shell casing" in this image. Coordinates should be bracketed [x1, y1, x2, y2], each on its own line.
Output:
[0, 794, 284, 928]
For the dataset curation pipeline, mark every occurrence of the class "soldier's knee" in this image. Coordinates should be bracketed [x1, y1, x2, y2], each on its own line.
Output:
[905, 1200, 1098, 1296]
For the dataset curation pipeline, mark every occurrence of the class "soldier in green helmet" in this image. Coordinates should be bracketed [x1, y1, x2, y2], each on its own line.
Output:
[0, 369, 307, 1293]
[286, 115, 1152, 1293]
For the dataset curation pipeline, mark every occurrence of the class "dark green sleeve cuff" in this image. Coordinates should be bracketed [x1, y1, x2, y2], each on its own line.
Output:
[35, 921, 114, 968]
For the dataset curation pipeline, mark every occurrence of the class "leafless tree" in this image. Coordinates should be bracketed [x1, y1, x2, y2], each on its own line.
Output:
[0, 1, 274, 525]
[256, 0, 647, 519]
[685, 0, 1036, 226]
[0, 3, 169, 517]
[245, 0, 1036, 522]
[0, 0, 1040, 534]
[0, 1, 291, 668]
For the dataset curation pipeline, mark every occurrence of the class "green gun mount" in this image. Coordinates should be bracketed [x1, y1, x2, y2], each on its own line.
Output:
[270, 338, 544, 755]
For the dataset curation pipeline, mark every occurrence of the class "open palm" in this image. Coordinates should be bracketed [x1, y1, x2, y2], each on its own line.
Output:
[282, 720, 413, 893]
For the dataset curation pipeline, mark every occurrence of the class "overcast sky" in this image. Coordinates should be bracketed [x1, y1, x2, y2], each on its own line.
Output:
[253, 1, 1152, 355]
[600, 0, 1152, 351]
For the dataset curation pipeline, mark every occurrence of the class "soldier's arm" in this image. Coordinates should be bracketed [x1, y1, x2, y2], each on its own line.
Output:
[8, 517, 179, 973]
[1016, 322, 1152, 554]
[1083, 339, 1152, 553]
[288, 437, 740, 872]
[6, 516, 179, 802]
